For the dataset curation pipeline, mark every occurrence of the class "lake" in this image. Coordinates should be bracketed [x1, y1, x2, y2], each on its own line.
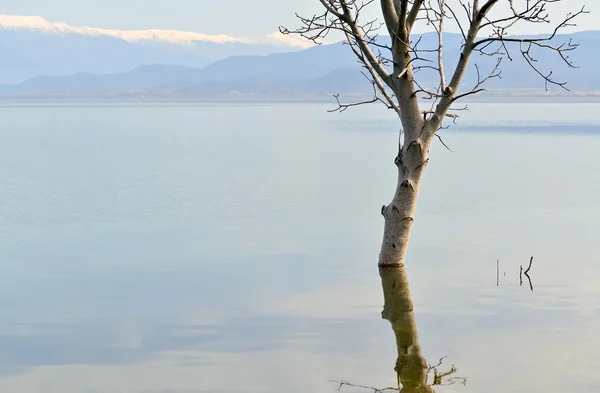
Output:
[0, 102, 599, 392]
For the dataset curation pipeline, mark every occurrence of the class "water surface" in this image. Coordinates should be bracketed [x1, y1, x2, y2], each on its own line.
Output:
[0, 102, 599, 392]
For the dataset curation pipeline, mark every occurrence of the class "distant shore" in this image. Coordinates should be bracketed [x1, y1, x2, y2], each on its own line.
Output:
[1, 90, 600, 105]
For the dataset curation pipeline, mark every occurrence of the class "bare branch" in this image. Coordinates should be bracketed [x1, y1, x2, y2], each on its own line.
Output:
[451, 57, 502, 101]
[282, 0, 587, 141]
[342, 31, 402, 115]
[444, 2, 468, 42]
[459, 0, 473, 24]
[406, 0, 425, 32]
[328, 70, 399, 114]
[422, 110, 457, 120]
[471, 5, 589, 90]
[397, 0, 409, 42]
[280, 0, 394, 87]
[434, 128, 455, 152]
[479, 0, 501, 17]
[436, 0, 447, 91]
[318, 0, 345, 18]
[380, 0, 400, 36]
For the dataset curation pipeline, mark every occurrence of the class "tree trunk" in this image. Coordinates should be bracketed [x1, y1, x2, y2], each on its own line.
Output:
[379, 134, 432, 267]
[380, 266, 433, 393]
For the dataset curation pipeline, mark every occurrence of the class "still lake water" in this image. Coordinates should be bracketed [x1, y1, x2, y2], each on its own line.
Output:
[0, 102, 599, 392]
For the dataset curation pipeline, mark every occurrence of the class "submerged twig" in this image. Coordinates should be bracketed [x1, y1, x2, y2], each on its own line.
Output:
[519, 256, 534, 291]
[524, 256, 534, 291]
[496, 260, 499, 286]
[524, 256, 534, 275]
[519, 265, 523, 286]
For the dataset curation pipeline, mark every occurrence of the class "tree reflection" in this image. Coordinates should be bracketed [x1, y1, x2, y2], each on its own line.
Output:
[333, 266, 465, 392]
[379, 266, 433, 392]
[380, 266, 467, 391]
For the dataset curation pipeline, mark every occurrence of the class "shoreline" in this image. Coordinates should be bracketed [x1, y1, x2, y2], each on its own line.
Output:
[2, 95, 600, 105]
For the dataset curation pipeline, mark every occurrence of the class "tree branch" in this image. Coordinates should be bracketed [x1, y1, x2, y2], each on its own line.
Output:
[406, 0, 425, 32]
[340, 1, 395, 86]
[397, 0, 409, 42]
[436, 0, 447, 91]
[380, 0, 399, 36]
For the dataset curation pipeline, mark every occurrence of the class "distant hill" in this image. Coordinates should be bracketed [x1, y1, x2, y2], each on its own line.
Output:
[0, 14, 307, 84]
[0, 41, 362, 95]
[0, 31, 599, 98]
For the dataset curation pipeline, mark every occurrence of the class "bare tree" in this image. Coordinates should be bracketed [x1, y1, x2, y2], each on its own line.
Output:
[281, 1, 588, 267]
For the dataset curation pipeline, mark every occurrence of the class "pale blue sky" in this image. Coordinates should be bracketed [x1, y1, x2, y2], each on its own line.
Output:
[1, 0, 315, 35]
[1, 0, 597, 36]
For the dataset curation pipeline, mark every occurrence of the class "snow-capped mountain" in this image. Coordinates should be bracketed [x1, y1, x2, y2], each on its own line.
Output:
[0, 15, 309, 84]
[0, 15, 310, 47]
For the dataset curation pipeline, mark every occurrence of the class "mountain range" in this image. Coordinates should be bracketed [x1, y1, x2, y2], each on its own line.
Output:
[1, 15, 599, 99]
[0, 15, 309, 84]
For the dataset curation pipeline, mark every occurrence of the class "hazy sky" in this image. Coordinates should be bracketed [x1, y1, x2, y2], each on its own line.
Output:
[1, 0, 597, 36]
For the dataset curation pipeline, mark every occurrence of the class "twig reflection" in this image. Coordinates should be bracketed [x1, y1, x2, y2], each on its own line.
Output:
[519, 256, 534, 291]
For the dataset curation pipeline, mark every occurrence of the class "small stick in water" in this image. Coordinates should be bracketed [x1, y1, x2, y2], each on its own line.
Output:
[519, 265, 523, 286]
[496, 260, 499, 286]
[524, 256, 534, 275]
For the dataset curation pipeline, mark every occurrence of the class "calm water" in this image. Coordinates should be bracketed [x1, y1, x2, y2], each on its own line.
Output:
[0, 102, 599, 392]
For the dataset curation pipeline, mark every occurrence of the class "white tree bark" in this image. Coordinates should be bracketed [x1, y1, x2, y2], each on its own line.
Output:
[379, 131, 434, 267]
[378, 30, 439, 267]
